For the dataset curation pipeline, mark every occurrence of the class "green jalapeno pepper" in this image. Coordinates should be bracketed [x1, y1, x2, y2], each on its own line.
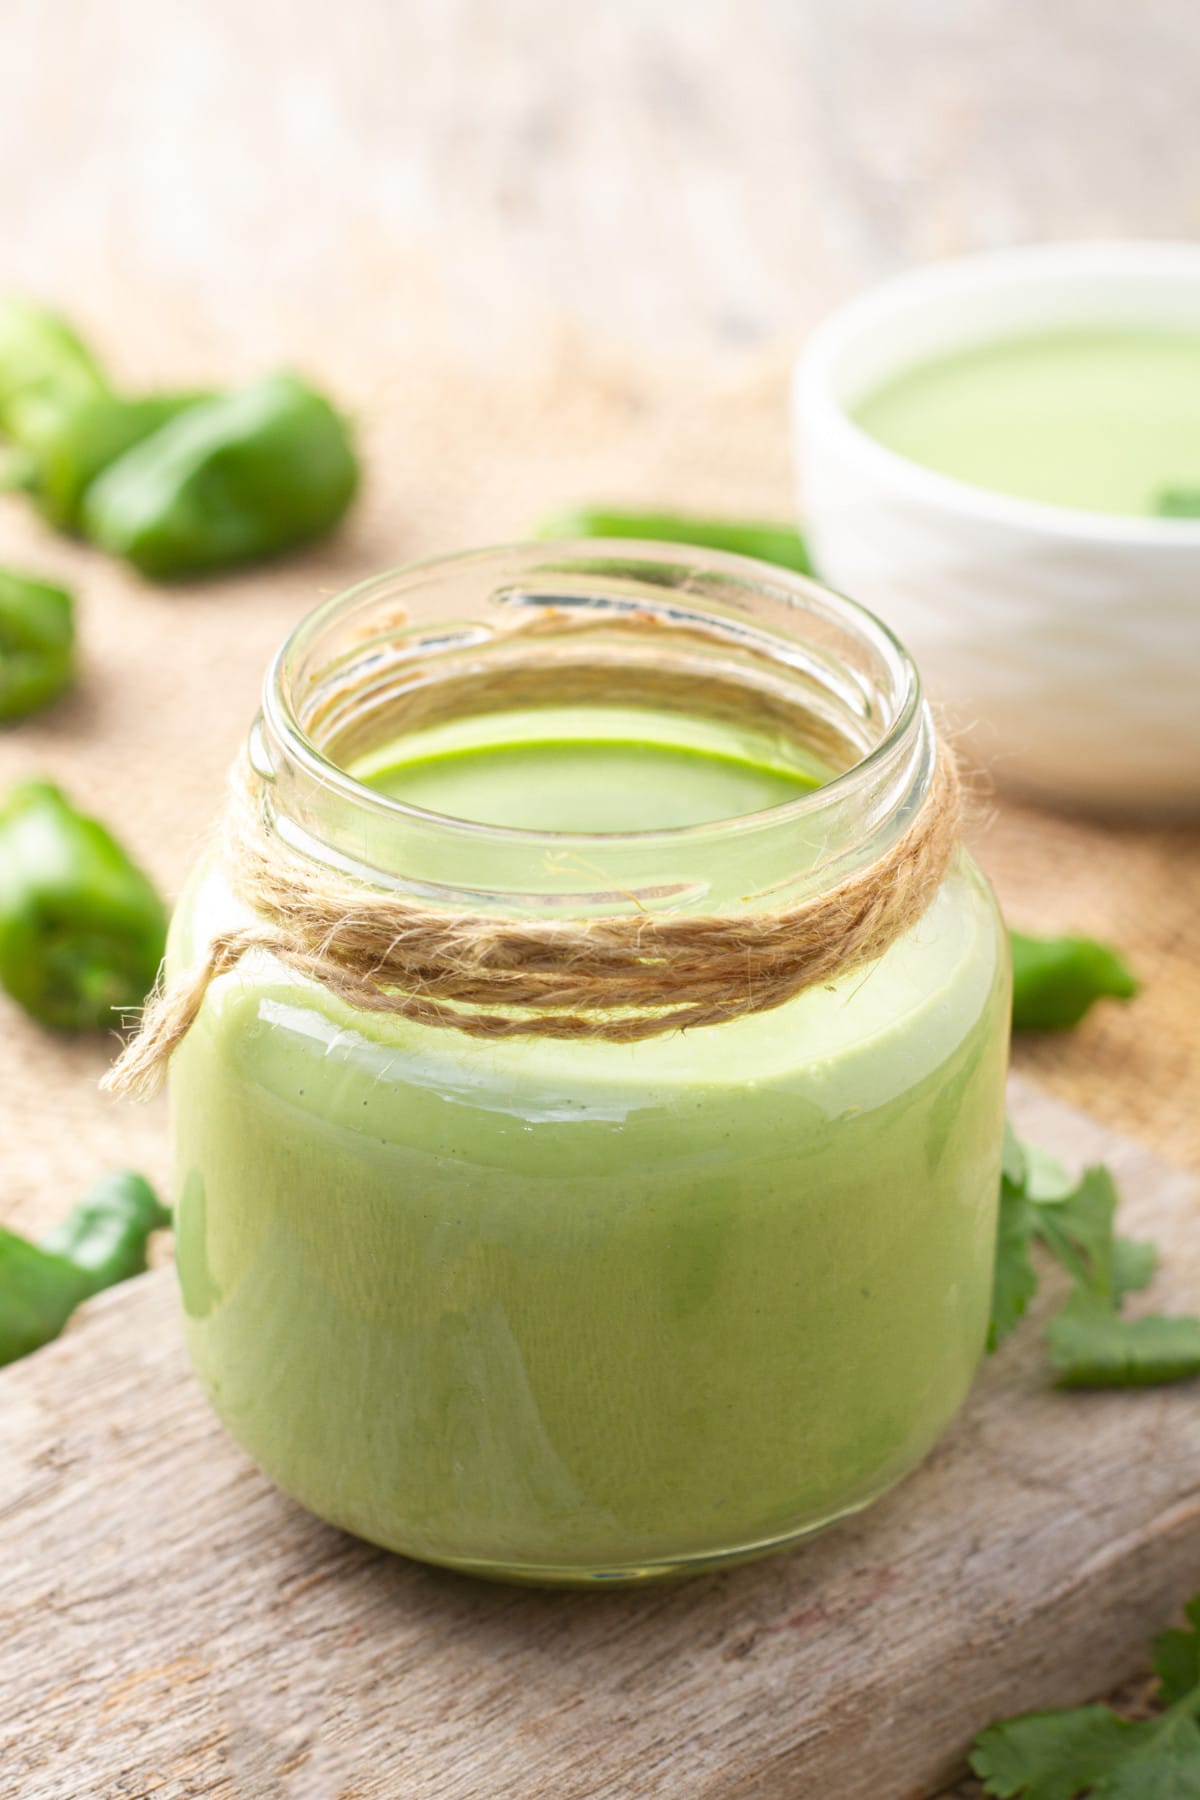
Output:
[537, 508, 813, 575]
[82, 372, 360, 578]
[0, 1232, 91, 1366]
[0, 780, 167, 1031]
[23, 391, 214, 531]
[0, 297, 111, 450]
[0, 570, 75, 722]
[0, 1170, 169, 1366]
[1010, 928, 1139, 1031]
[40, 1170, 171, 1288]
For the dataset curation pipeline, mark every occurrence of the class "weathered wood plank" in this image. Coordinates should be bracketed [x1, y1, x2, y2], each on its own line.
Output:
[6, 0, 1200, 360]
[2, 1078, 1198, 1799]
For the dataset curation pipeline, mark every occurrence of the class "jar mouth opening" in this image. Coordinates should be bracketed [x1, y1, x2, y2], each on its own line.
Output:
[262, 541, 924, 849]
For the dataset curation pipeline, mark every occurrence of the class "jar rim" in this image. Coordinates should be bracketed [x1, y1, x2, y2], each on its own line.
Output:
[261, 539, 927, 852]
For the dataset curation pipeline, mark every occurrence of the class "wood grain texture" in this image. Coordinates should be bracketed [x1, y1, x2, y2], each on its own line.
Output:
[5, 0, 1200, 364]
[3, 1079, 1198, 1800]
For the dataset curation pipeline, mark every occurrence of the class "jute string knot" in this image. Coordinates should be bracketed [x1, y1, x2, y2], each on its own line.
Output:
[104, 736, 961, 1101]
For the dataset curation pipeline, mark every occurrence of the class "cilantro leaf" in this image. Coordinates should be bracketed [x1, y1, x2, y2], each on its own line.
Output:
[989, 1157, 1120, 1352]
[970, 1706, 1160, 1798]
[1048, 1290, 1200, 1388]
[1010, 930, 1139, 1032]
[987, 1141, 1179, 1382]
[1154, 1598, 1200, 1706]
[990, 1180, 1038, 1351]
[1029, 1166, 1119, 1294]
[1021, 1159, 1151, 1303]
[1156, 488, 1200, 519]
[1099, 1713, 1200, 1797]
[1113, 1235, 1158, 1300]
[1003, 1119, 1029, 1189]
[972, 1706, 1200, 1798]
[971, 1590, 1200, 1795]
[1023, 1141, 1074, 1202]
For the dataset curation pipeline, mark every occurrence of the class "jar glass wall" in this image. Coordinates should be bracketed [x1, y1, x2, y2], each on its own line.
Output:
[169, 543, 1010, 1585]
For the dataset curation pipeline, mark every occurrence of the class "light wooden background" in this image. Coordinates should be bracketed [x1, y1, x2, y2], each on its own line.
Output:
[7, 0, 1200, 365]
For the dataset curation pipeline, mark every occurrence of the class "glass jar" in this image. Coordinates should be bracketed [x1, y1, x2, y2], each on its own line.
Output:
[170, 543, 1010, 1585]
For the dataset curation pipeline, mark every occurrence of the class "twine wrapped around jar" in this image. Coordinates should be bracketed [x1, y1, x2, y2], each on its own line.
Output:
[103, 732, 962, 1101]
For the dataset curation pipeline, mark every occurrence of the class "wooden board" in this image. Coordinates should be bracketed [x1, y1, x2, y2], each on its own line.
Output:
[2, 1077, 1199, 1800]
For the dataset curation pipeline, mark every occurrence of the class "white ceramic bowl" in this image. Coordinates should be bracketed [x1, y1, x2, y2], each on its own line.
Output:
[793, 242, 1200, 814]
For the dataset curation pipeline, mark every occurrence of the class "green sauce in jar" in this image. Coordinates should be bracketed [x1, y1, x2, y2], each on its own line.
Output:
[169, 548, 1009, 1583]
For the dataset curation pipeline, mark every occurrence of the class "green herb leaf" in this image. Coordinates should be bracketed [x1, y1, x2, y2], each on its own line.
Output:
[1113, 1235, 1158, 1300]
[1029, 1165, 1120, 1295]
[988, 1155, 1118, 1350]
[1153, 1598, 1200, 1706]
[1002, 1119, 1029, 1189]
[972, 1596, 1200, 1794]
[1155, 488, 1200, 519]
[989, 1179, 1038, 1351]
[1011, 930, 1139, 1032]
[987, 1143, 1178, 1378]
[1048, 1290, 1200, 1389]
[1023, 1141, 1073, 1202]
[971, 1704, 1200, 1798]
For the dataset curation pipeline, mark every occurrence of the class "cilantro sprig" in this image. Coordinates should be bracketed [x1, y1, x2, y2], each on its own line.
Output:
[1155, 487, 1200, 519]
[990, 1125, 1200, 1388]
[970, 1594, 1200, 1796]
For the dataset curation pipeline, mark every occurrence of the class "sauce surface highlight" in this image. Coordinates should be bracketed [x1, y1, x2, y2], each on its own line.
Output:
[351, 704, 821, 833]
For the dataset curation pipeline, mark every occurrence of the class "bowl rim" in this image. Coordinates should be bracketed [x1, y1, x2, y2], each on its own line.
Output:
[794, 239, 1200, 548]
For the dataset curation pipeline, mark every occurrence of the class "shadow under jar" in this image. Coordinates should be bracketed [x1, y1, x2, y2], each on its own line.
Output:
[169, 543, 1010, 1585]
